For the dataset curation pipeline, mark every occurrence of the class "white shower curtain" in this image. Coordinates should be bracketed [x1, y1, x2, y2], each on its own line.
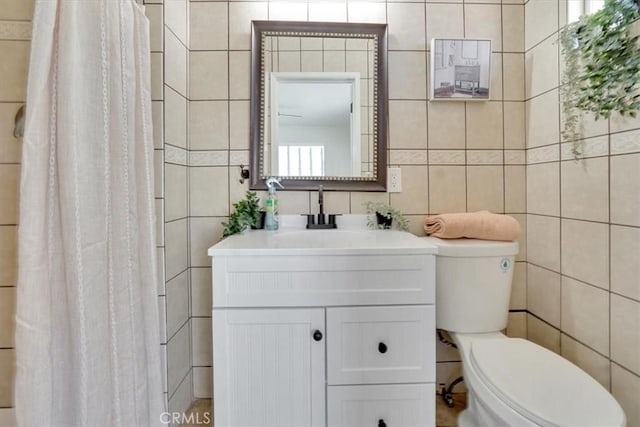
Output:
[15, 1, 165, 426]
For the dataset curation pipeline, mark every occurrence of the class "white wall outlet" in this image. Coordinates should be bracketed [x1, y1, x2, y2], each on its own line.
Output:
[388, 167, 402, 193]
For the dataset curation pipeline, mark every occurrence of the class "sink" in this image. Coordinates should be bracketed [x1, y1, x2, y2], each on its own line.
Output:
[272, 230, 376, 248]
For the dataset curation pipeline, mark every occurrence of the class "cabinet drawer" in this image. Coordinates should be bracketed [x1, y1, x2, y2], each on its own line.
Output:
[327, 306, 435, 385]
[212, 254, 435, 307]
[328, 384, 434, 427]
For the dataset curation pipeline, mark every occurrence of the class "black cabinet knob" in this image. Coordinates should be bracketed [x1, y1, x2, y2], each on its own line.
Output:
[313, 330, 323, 341]
[378, 342, 388, 354]
[378, 419, 387, 427]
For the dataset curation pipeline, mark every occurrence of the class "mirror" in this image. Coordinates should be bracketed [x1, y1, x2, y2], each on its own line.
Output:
[250, 21, 388, 191]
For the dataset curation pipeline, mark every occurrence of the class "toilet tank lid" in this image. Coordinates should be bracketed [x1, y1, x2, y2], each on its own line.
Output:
[421, 237, 519, 257]
[470, 338, 626, 427]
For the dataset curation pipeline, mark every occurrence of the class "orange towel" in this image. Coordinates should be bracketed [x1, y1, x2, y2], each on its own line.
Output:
[424, 211, 520, 241]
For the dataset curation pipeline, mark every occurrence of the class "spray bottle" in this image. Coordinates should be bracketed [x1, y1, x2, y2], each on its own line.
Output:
[264, 177, 284, 230]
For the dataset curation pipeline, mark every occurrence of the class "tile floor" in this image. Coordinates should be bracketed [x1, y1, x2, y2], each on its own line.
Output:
[181, 393, 468, 427]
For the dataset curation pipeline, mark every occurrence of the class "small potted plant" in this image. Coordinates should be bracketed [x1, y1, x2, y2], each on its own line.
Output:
[365, 201, 410, 231]
[223, 191, 264, 237]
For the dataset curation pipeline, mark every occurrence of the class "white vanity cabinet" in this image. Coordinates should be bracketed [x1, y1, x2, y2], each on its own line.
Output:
[209, 229, 437, 427]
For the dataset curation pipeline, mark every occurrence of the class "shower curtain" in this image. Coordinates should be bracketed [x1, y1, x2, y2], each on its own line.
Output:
[15, 1, 165, 425]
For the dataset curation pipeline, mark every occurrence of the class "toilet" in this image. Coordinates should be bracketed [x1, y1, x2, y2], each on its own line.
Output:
[424, 237, 626, 427]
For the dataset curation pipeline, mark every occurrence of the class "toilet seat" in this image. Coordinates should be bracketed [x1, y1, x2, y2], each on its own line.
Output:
[469, 338, 626, 427]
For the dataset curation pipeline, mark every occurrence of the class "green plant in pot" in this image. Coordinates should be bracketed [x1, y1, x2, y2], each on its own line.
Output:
[222, 191, 264, 237]
[365, 201, 410, 231]
[560, 0, 640, 157]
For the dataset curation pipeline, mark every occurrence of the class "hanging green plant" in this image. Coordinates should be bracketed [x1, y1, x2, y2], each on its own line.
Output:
[560, 0, 640, 157]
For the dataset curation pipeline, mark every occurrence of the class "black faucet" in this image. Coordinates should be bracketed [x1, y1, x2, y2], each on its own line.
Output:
[304, 185, 338, 229]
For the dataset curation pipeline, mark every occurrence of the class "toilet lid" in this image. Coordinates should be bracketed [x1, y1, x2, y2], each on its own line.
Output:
[470, 338, 625, 427]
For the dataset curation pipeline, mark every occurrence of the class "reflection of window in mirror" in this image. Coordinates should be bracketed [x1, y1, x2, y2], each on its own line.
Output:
[567, 0, 604, 23]
[278, 146, 325, 176]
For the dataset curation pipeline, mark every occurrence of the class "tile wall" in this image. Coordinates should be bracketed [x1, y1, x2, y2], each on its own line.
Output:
[145, 0, 195, 420]
[525, 1, 640, 424]
[184, 0, 527, 398]
[0, 1, 32, 424]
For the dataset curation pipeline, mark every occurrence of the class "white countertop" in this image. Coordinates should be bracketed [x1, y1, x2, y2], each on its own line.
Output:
[208, 215, 438, 256]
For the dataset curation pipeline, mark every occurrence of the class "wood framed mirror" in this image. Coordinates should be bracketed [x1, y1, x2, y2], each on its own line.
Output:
[249, 21, 388, 191]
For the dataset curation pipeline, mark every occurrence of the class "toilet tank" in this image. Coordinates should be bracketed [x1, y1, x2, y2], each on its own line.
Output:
[423, 237, 519, 333]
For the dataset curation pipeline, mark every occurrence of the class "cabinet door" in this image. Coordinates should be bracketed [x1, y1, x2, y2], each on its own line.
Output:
[213, 308, 325, 427]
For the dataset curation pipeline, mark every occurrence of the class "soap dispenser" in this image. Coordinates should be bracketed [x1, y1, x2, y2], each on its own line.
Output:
[264, 177, 283, 230]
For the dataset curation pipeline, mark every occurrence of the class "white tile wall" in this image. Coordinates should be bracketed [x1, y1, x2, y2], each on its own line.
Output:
[165, 88, 188, 149]
[610, 225, 640, 301]
[509, 262, 527, 310]
[611, 294, 640, 376]
[193, 367, 212, 399]
[464, 4, 502, 51]
[168, 322, 191, 397]
[524, 35, 558, 99]
[166, 271, 190, 340]
[612, 364, 640, 427]
[527, 264, 561, 327]
[191, 268, 212, 317]
[527, 314, 560, 354]
[387, 3, 425, 51]
[506, 312, 527, 338]
[0, 349, 14, 407]
[466, 102, 504, 149]
[191, 318, 212, 368]
[561, 219, 609, 290]
[189, 218, 225, 268]
[561, 334, 610, 389]
[561, 276, 610, 356]
[561, 157, 609, 222]
[168, 369, 193, 427]
[525, 89, 560, 148]
[526, 214, 560, 272]
[0, 288, 15, 347]
[610, 153, 640, 227]
[388, 51, 427, 100]
[527, 162, 559, 216]
[165, 219, 188, 280]
[0, 41, 29, 101]
[524, 0, 557, 50]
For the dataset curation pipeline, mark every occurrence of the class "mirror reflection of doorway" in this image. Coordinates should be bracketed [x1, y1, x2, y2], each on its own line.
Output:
[270, 72, 361, 177]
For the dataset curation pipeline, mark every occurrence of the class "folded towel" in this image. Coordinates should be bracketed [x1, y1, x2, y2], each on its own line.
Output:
[424, 211, 520, 241]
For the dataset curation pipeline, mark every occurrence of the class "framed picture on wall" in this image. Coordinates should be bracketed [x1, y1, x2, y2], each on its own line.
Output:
[429, 38, 492, 101]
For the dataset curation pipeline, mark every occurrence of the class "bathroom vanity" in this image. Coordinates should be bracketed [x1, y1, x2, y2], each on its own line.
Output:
[208, 221, 437, 426]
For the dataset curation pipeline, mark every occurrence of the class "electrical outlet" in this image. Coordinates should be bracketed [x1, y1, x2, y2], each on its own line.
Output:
[388, 167, 402, 193]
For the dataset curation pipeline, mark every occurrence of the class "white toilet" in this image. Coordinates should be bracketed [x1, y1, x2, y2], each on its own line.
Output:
[424, 236, 626, 427]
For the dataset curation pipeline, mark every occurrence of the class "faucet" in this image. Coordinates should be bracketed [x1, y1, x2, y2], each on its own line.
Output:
[318, 185, 325, 224]
[304, 185, 338, 229]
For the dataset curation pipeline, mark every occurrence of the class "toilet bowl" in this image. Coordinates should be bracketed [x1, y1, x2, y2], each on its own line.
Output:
[424, 237, 626, 427]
